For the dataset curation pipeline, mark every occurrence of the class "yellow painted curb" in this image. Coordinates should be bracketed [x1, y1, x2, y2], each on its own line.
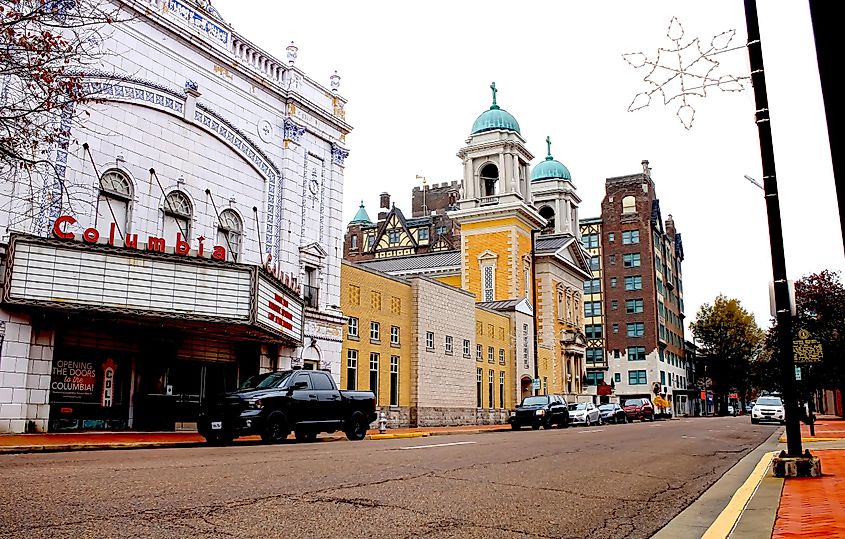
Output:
[778, 436, 844, 443]
[701, 450, 776, 539]
[367, 432, 429, 440]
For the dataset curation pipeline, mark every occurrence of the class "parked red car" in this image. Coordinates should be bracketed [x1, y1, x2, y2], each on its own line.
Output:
[623, 398, 655, 422]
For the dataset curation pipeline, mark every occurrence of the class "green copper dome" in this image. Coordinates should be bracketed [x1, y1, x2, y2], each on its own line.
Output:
[531, 136, 571, 181]
[349, 201, 372, 225]
[471, 82, 521, 135]
[471, 107, 521, 135]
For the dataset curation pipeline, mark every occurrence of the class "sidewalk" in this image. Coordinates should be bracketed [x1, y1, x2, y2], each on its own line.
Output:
[771, 448, 845, 538]
[653, 417, 845, 539]
[728, 416, 845, 539]
[0, 423, 511, 454]
[778, 415, 845, 443]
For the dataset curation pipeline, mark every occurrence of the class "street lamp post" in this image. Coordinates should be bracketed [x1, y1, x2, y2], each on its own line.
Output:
[744, 0, 803, 457]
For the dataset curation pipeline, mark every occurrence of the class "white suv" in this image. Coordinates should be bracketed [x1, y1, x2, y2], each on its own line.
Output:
[751, 396, 785, 424]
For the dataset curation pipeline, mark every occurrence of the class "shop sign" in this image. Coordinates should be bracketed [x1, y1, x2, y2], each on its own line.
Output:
[52, 215, 228, 260]
[522, 323, 530, 371]
[101, 359, 116, 407]
[255, 273, 304, 343]
[51, 360, 99, 402]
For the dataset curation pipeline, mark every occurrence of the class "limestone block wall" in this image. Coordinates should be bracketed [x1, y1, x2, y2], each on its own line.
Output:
[409, 277, 475, 426]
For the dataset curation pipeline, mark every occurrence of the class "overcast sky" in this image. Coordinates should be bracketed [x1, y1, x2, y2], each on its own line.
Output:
[215, 0, 842, 333]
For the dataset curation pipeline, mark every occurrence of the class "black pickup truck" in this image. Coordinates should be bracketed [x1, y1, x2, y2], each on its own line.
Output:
[198, 369, 376, 444]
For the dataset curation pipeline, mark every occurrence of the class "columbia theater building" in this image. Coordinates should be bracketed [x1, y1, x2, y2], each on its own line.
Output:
[0, 0, 351, 433]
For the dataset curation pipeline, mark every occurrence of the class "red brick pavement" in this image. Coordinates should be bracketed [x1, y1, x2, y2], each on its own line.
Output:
[773, 449, 845, 539]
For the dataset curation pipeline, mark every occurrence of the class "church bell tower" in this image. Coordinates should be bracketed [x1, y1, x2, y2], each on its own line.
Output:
[449, 83, 546, 302]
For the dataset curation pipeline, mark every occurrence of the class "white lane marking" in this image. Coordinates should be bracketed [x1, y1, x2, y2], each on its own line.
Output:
[398, 441, 477, 450]
[578, 429, 605, 433]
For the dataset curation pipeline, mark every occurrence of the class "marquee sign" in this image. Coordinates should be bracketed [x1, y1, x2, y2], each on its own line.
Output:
[3, 233, 304, 344]
[255, 273, 304, 344]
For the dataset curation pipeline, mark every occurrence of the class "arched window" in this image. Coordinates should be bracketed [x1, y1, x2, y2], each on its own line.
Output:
[217, 209, 243, 261]
[622, 196, 636, 214]
[96, 169, 132, 238]
[539, 205, 555, 232]
[163, 190, 192, 240]
[480, 163, 499, 197]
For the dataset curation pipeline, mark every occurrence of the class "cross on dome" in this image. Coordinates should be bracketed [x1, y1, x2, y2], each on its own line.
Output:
[490, 82, 499, 110]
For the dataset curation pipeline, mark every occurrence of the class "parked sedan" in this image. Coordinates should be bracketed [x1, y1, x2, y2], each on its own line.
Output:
[623, 398, 655, 422]
[598, 403, 627, 424]
[568, 402, 601, 426]
[509, 395, 569, 430]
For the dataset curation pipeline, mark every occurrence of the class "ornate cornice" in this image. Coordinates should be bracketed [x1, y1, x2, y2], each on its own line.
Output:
[78, 73, 280, 179]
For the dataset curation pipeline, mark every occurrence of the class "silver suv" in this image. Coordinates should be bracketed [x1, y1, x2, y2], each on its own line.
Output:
[751, 396, 785, 424]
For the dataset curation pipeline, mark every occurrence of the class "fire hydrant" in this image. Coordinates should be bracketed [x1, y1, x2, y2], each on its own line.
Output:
[378, 411, 388, 434]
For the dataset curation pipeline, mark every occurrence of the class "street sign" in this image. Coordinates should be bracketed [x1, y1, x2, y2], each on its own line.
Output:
[532, 378, 541, 390]
[795, 366, 802, 381]
[769, 280, 796, 317]
[793, 328, 824, 364]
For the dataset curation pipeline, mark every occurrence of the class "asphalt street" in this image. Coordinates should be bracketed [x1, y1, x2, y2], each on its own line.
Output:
[0, 416, 778, 539]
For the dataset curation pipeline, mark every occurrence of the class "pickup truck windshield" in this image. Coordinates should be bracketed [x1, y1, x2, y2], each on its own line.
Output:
[240, 371, 294, 390]
[521, 396, 549, 406]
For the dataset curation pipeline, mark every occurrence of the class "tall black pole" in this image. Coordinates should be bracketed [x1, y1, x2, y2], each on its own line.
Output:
[808, 1, 844, 255]
[744, 0, 803, 456]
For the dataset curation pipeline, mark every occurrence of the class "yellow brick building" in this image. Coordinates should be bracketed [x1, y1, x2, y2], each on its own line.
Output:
[341, 261, 508, 426]
[340, 262, 412, 413]
[474, 306, 515, 411]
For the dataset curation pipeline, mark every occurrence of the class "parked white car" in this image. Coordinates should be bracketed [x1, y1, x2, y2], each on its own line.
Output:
[568, 402, 601, 426]
[751, 396, 785, 424]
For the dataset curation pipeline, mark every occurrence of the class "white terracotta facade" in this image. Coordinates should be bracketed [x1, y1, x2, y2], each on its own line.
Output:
[0, 0, 350, 432]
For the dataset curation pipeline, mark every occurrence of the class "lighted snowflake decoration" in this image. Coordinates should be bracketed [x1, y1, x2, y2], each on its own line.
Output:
[623, 17, 749, 129]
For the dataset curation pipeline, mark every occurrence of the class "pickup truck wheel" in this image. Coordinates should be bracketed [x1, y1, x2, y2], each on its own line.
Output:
[561, 416, 569, 428]
[510, 423, 520, 430]
[531, 423, 540, 430]
[261, 412, 289, 444]
[345, 413, 369, 441]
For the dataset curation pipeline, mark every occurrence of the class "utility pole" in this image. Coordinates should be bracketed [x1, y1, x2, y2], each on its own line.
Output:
[744, 0, 802, 456]
[808, 1, 844, 255]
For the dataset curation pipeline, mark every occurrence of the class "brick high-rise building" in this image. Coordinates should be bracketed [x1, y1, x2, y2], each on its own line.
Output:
[589, 160, 691, 415]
